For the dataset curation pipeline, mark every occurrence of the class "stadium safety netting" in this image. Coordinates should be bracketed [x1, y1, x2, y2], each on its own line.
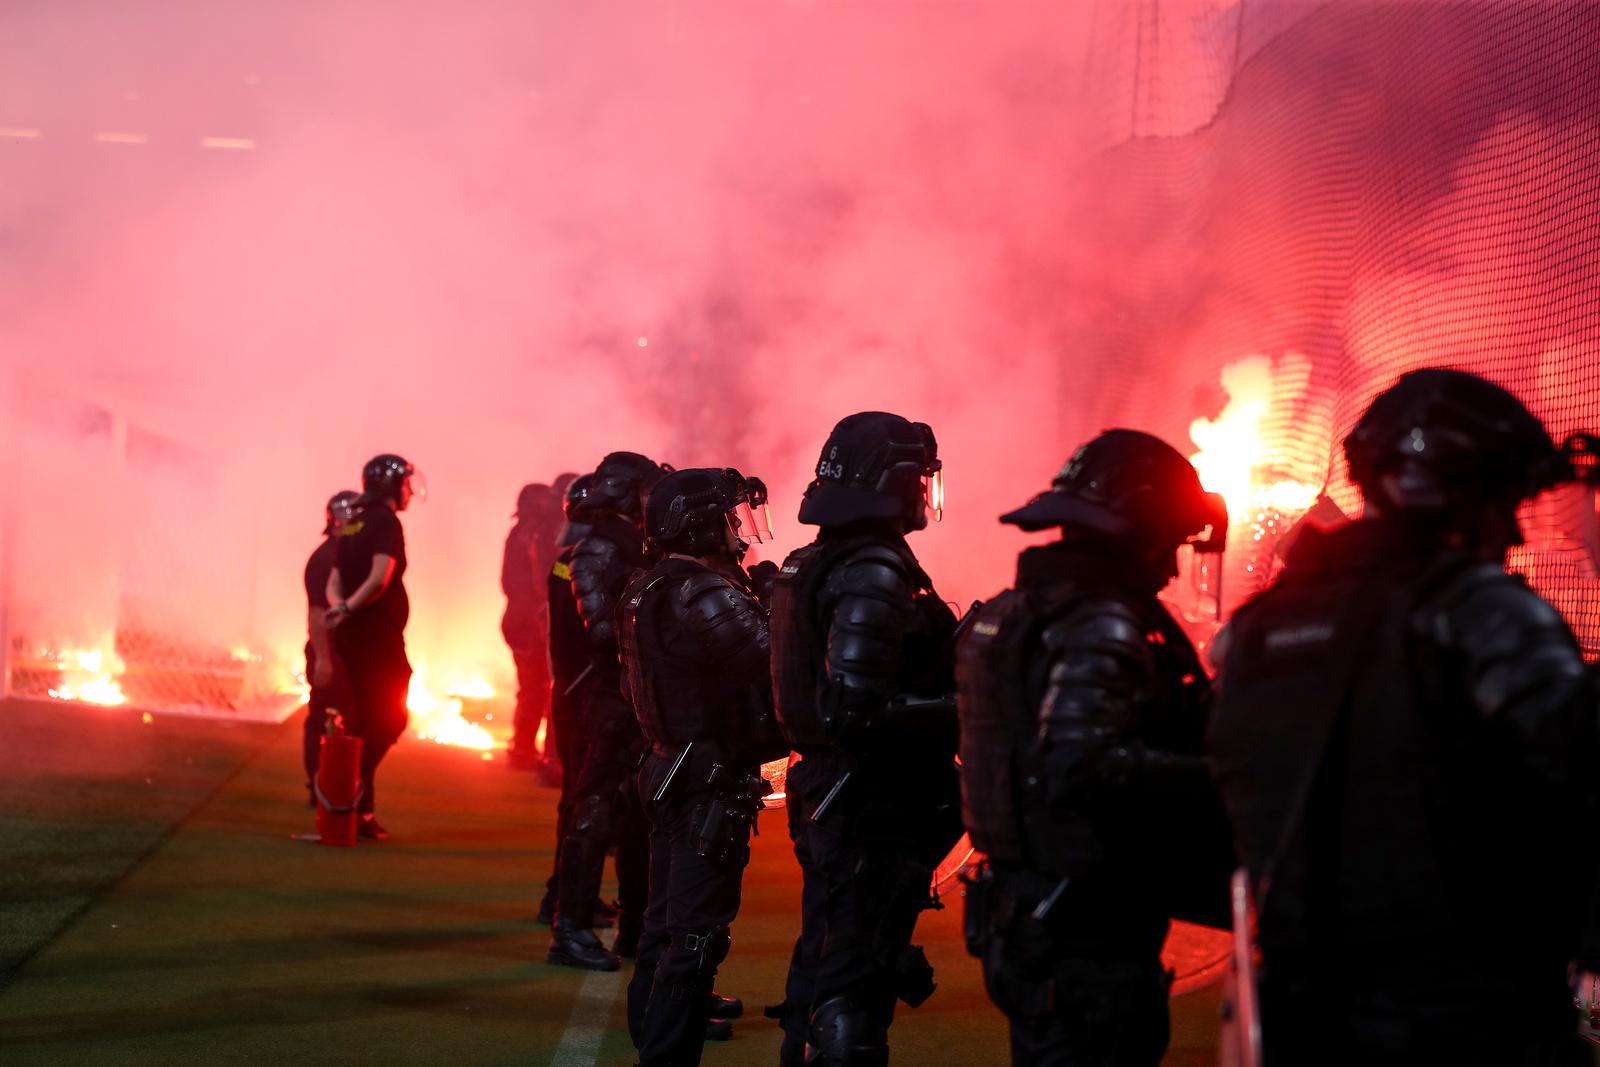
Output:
[1062, 1, 1600, 655]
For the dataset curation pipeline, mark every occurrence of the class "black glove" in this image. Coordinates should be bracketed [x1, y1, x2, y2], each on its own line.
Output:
[747, 560, 779, 603]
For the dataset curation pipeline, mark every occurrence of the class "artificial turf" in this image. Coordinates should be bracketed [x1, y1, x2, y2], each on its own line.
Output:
[0, 701, 1223, 1066]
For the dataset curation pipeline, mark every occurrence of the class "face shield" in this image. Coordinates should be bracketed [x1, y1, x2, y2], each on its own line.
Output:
[1182, 491, 1229, 619]
[405, 469, 428, 504]
[923, 466, 945, 523]
[723, 473, 773, 560]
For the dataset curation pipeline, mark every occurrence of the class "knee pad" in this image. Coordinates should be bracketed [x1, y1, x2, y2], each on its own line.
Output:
[806, 994, 888, 1067]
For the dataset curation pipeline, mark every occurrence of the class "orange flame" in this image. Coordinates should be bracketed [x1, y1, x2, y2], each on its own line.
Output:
[47, 641, 127, 706]
[1189, 356, 1319, 521]
[406, 670, 497, 750]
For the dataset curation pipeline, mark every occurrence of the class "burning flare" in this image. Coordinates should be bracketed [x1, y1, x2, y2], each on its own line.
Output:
[406, 670, 496, 750]
[47, 640, 127, 706]
[1189, 356, 1320, 521]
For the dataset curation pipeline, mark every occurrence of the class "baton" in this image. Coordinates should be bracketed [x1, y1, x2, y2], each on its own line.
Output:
[562, 663, 596, 697]
[809, 771, 851, 824]
[1030, 877, 1071, 922]
[654, 742, 696, 804]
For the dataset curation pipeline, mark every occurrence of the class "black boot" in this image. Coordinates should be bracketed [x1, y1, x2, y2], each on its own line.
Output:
[547, 919, 620, 971]
[705, 1019, 734, 1041]
[613, 921, 642, 959]
[708, 992, 744, 1019]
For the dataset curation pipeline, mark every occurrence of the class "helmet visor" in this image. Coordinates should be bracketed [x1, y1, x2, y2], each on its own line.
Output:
[923, 469, 945, 523]
[407, 469, 428, 504]
[730, 500, 773, 544]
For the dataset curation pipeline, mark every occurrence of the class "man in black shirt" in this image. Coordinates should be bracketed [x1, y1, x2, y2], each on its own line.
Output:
[327, 453, 422, 841]
[303, 490, 359, 806]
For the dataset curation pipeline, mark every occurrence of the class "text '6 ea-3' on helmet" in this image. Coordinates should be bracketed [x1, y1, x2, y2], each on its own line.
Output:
[1000, 429, 1228, 554]
[361, 453, 426, 506]
[586, 451, 674, 522]
[645, 467, 773, 559]
[797, 411, 943, 527]
[1343, 368, 1600, 513]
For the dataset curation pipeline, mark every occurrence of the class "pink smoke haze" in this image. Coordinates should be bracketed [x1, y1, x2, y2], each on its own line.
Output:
[9, 1, 1600, 706]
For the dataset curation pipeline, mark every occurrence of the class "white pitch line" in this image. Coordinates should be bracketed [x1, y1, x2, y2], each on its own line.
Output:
[549, 968, 622, 1067]
[0, 127, 42, 139]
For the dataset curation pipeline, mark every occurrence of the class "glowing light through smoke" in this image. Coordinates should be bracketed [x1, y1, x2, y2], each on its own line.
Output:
[46, 641, 128, 706]
[1189, 356, 1319, 522]
[407, 670, 497, 750]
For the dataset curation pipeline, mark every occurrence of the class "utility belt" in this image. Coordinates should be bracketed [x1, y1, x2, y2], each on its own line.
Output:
[962, 863, 1073, 964]
[650, 743, 769, 866]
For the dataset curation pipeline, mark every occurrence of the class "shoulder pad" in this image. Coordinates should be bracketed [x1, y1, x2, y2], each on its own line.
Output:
[1421, 564, 1573, 656]
[570, 536, 621, 579]
[1040, 595, 1149, 659]
[829, 545, 917, 604]
[678, 568, 736, 608]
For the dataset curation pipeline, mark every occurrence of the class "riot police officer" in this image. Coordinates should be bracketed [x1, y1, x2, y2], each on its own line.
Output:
[956, 430, 1233, 1066]
[769, 411, 964, 1066]
[326, 453, 423, 841]
[548, 451, 671, 971]
[538, 474, 616, 929]
[619, 467, 786, 1065]
[1208, 369, 1600, 1066]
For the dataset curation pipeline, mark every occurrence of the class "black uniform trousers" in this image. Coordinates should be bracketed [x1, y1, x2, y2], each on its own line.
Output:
[974, 867, 1170, 1067]
[335, 629, 411, 816]
[627, 751, 751, 1066]
[555, 678, 648, 931]
[543, 671, 589, 906]
[508, 640, 550, 760]
[780, 749, 958, 1066]
[301, 643, 343, 794]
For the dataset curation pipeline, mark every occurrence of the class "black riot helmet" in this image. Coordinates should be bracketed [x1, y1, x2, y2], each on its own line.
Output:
[324, 489, 359, 535]
[557, 473, 597, 546]
[586, 451, 673, 523]
[1344, 369, 1570, 515]
[361, 453, 424, 510]
[797, 411, 942, 530]
[645, 467, 773, 560]
[1002, 429, 1228, 558]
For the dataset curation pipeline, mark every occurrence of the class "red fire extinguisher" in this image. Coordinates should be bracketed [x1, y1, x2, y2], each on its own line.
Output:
[314, 711, 364, 847]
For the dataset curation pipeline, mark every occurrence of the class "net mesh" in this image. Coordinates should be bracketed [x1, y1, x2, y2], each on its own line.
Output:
[1, 369, 297, 716]
[1071, 0, 1600, 654]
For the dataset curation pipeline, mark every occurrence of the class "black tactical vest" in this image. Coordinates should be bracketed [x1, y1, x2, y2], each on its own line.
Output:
[769, 533, 943, 748]
[1210, 551, 1484, 963]
[619, 558, 766, 751]
[957, 547, 1218, 897]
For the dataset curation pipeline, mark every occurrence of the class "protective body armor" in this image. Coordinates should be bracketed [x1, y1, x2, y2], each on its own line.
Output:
[569, 513, 649, 680]
[1210, 520, 1595, 993]
[957, 543, 1228, 931]
[769, 530, 953, 748]
[618, 557, 782, 759]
